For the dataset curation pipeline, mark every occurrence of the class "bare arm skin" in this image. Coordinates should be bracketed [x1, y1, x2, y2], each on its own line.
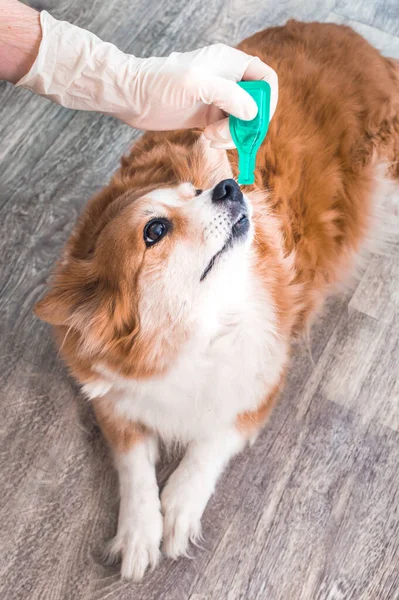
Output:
[0, 0, 41, 83]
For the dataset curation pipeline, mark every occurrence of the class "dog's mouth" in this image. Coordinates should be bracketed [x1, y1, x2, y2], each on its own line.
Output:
[200, 212, 250, 282]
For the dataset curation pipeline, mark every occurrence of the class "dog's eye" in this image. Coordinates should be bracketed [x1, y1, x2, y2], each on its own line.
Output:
[195, 189, 203, 196]
[144, 218, 170, 246]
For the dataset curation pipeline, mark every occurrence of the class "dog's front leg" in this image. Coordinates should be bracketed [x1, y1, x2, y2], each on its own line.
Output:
[161, 428, 245, 558]
[94, 402, 162, 580]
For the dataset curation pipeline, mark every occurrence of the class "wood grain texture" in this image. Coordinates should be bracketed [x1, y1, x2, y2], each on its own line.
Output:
[349, 254, 399, 324]
[1, 2, 399, 599]
[296, 309, 398, 428]
[335, 0, 399, 36]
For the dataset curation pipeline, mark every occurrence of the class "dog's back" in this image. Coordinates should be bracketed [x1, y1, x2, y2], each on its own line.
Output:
[236, 21, 399, 327]
[239, 20, 399, 173]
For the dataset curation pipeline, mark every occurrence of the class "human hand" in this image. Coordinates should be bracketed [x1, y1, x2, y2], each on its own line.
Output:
[17, 11, 278, 148]
[130, 44, 278, 149]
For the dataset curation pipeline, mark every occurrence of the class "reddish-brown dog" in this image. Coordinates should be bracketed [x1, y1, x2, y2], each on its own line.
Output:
[35, 21, 399, 580]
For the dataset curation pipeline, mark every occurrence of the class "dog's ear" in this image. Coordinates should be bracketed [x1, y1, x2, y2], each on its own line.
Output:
[34, 258, 139, 358]
[34, 290, 73, 326]
[34, 259, 98, 327]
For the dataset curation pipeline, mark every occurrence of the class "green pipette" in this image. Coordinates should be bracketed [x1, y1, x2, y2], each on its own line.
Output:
[229, 80, 271, 185]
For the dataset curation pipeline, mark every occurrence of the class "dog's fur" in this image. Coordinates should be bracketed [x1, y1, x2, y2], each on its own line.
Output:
[35, 21, 399, 580]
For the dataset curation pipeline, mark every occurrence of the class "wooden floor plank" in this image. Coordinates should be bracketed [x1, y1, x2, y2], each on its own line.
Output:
[335, 0, 399, 36]
[298, 309, 399, 432]
[349, 254, 399, 325]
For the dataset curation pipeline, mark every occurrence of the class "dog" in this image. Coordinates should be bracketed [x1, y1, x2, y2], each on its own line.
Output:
[35, 20, 399, 580]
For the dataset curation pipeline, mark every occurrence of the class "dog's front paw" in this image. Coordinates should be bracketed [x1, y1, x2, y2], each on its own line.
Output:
[161, 477, 205, 559]
[105, 508, 163, 581]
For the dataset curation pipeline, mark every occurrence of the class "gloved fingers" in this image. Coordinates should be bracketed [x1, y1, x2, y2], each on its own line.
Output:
[203, 118, 237, 149]
[243, 56, 278, 119]
[176, 44, 259, 82]
[202, 56, 278, 147]
[199, 75, 258, 121]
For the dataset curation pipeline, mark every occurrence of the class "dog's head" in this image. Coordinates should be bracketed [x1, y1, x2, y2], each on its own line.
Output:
[35, 133, 257, 381]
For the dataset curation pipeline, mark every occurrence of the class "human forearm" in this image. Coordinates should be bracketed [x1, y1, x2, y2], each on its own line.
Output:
[0, 0, 41, 83]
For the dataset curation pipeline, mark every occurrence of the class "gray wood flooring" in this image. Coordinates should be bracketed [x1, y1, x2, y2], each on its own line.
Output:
[1, 1, 398, 599]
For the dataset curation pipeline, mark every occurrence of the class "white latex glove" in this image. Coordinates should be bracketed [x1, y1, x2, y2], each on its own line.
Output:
[16, 11, 278, 148]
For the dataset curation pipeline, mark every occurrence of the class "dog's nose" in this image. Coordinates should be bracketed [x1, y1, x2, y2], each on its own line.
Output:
[212, 179, 242, 204]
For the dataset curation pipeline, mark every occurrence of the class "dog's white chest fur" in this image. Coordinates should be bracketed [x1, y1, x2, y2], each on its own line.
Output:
[85, 268, 287, 443]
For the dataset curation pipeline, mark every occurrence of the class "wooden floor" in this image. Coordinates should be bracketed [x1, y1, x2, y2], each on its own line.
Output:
[1, 1, 398, 599]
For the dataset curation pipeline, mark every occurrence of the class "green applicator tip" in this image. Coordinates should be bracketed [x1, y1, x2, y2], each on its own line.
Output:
[229, 80, 271, 185]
